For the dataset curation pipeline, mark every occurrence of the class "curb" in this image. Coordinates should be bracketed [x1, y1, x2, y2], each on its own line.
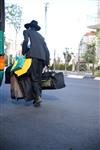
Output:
[65, 75, 100, 80]
[66, 75, 83, 79]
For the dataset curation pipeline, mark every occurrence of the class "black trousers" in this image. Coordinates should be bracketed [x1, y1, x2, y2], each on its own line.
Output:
[29, 58, 44, 99]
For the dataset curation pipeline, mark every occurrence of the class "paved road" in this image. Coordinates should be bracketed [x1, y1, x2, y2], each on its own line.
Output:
[0, 77, 100, 150]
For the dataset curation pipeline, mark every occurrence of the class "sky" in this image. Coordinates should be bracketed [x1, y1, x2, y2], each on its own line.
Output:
[5, 0, 97, 62]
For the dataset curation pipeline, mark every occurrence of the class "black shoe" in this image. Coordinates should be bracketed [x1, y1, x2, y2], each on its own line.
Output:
[34, 102, 41, 107]
[34, 97, 42, 107]
[33, 100, 36, 104]
[11, 96, 16, 99]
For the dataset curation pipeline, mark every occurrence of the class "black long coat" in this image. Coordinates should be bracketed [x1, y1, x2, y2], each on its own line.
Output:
[22, 29, 50, 66]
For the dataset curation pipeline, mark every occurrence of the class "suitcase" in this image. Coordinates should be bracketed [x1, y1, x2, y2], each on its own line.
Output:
[10, 74, 24, 99]
[41, 71, 65, 90]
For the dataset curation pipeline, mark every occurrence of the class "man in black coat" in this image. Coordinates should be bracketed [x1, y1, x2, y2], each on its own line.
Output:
[22, 20, 50, 106]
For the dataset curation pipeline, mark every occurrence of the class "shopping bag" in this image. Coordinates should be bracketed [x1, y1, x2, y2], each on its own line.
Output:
[18, 74, 36, 101]
[41, 71, 65, 90]
[10, 74, 24, 99]
[14, 58, 32, 76]
[11, 55, 26, 72]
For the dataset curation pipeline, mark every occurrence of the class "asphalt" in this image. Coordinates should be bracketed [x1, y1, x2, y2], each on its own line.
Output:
[0, 77, 100, 150]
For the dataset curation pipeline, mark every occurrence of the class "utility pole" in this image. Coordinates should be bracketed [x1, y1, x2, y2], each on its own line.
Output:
[97, 0, 100, 24]
[53, 49, 56, 71]
[44, 1, 49, 40]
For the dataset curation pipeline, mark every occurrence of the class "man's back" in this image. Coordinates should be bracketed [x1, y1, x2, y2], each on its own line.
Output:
[24, 29, 48, 61]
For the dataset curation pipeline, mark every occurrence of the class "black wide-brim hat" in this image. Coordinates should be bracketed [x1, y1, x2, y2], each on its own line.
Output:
[29, 20, 41, 31]
[24, 20, 41, 31]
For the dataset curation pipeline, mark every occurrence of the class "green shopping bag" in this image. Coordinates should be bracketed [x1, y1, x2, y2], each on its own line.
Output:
[11, 55, 26, 72]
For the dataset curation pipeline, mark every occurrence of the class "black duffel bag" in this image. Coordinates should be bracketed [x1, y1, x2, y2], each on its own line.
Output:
[5, 65, 12, 84]
[41, 71, 65, 90]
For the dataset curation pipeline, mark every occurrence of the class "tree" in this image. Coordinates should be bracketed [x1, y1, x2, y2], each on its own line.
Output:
[5, 4, 22, 32]
[63, 50, 71, 72]
[82, 43, 96, 75]
[5, 4, 22, 50]
[63, 51, 71, 64]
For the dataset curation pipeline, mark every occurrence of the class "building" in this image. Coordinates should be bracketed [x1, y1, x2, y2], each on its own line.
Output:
[88, 0, 100, 60]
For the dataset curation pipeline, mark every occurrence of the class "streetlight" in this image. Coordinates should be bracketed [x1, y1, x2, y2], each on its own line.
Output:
[53, 49, 56, 71]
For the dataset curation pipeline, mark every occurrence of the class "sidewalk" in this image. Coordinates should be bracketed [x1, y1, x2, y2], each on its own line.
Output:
[56, 70, 100, 80]
[67, 74, 100, 80]
[67, 74, 84, 79]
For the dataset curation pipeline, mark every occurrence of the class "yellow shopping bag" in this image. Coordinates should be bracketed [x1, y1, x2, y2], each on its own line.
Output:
[14, 58, 32, 76]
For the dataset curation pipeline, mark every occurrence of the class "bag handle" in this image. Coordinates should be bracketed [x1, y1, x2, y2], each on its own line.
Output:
[42, 66, 49, 73]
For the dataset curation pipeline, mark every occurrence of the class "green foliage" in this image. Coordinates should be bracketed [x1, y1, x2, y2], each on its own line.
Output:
[66, 64, 72, 71]
[75, 63, 87, 71]
[95, 65, 100, 70]
[95, 71, 100, 77]
[82, 43, 96, 75]
[50, 64, 65, 70]
[50, 63, 72, 71]
[5, 4, 22, 32]
[63, 51, 71, 63]
[82, 43, 96, 63]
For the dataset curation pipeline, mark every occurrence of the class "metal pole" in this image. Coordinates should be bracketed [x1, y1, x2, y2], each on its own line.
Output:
[65, 50, 67, 74]
[97, 0, 100, 24]
[53, 49, 56, 71]
[44, 2, 49, 40]
[64, 48, 69, 74]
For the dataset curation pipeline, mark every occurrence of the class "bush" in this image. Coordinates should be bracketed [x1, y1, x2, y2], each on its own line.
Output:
[95, 71, 100, 77]
[95, 66, 100, 70]
[50, 63, 73, 71]
[50, 63, 65, 70]
[66, 64, 72, 71]
[75, 63, 87, 71]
